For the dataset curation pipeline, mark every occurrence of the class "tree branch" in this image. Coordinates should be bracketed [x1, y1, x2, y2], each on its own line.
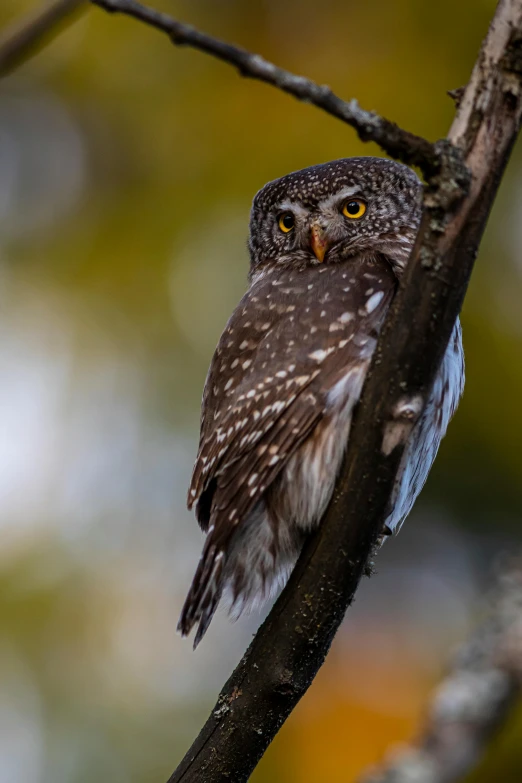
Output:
[362, 557, 522, 783]
[0, 0, 86, 78]
[90, 0, 441, 176]
[88, 1, 522, 781]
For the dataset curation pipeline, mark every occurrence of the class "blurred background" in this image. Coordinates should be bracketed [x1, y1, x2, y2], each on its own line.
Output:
[0, 0, 521, 781]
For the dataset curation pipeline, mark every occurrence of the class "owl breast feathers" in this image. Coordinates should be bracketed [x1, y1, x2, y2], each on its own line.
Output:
[178, 157, 464, 647]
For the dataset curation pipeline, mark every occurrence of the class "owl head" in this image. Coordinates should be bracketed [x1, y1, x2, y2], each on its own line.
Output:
[248, 157, 422, 277]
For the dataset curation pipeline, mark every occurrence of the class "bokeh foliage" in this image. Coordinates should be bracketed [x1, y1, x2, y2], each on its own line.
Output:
[0, 1, 521, 781]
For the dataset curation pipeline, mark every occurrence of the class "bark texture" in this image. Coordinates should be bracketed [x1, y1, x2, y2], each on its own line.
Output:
[4, 1, 522, 781]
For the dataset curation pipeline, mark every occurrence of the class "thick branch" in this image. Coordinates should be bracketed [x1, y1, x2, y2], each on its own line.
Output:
[0, 0, 86, 78]
[70, 0, 522, 780]
[90, 0, 440, 176]
[362, 557, 522, 783]
[6, 0, 521, 780]
[164, 1, 522, 781]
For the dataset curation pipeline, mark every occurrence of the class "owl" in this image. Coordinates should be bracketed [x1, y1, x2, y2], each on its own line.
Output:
[178, 157, 465, 648]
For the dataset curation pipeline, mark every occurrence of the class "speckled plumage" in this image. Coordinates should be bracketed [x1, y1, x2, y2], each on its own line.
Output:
[178, 157, 464, 647]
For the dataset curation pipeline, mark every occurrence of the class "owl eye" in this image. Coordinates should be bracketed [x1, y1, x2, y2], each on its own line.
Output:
[342, 199, 366, 219]
[278, 212, 295, 233]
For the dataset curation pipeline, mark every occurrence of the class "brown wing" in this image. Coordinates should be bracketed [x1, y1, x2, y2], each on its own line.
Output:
[189, 254, 396, 526]
[179, 253, 396, 645]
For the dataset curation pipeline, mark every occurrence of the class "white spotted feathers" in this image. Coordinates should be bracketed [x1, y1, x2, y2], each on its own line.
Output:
[178, 157, 464, 647]
[179, 253, 396, 645]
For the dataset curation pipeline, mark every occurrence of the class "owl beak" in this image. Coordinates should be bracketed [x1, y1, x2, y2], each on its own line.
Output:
[310, 224, 329, 263]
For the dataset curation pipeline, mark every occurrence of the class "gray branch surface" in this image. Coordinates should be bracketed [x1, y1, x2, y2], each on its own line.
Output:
[363, 558, 522, 783]
[0, 0, 86, 77]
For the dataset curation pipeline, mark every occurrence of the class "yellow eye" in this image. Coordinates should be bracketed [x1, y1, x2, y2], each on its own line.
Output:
[278, 212, 295, 233]
[342, 199, 366, 219]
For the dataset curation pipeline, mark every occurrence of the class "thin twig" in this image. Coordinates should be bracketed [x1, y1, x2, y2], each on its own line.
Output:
[90, 0, 441, 177]
[0, 0, 86, 78]
[362, 557, 522, 783]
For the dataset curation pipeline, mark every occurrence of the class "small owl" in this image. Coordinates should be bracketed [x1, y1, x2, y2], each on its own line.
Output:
[178, 157, 464, 647]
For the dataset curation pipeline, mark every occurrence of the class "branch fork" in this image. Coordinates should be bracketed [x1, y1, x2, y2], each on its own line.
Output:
[2, 1, 522, 781]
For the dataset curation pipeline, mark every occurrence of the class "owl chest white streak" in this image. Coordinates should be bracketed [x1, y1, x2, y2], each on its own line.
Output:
[276, 319, 464, 534]
[276, 361, 370, 531]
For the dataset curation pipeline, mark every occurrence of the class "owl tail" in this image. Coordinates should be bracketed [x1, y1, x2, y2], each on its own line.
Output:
[177, 537, 226, 649]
